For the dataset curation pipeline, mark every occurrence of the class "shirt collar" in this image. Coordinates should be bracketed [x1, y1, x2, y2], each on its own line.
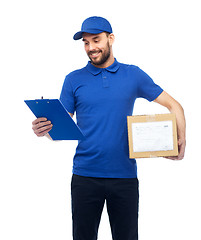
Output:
[86, 58, 120, 76]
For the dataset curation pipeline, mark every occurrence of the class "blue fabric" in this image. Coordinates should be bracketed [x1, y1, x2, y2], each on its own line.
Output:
[60, 59, 163, 178]
[73, 16, 113, 40]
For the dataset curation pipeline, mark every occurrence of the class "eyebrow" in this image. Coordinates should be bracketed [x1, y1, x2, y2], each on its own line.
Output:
[82, 36, 100, 42]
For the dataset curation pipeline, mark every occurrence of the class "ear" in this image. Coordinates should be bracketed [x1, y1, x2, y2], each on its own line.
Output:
[109, 33, 115, 46]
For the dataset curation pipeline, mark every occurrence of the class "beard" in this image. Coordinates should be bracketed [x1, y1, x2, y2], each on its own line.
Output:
[88, 42, 111, 66]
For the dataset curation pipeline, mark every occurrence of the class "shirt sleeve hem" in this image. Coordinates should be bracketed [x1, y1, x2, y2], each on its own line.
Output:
[149, 88, 164, 102]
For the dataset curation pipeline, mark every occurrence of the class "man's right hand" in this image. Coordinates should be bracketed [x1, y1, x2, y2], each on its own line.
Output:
[32, 118, 53, 137]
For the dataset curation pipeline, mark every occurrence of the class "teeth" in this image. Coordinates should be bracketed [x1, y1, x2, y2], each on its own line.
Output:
[91, 52, 99, 56]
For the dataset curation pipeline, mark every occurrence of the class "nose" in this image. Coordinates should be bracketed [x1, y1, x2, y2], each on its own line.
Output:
[88, 42, 96, 52]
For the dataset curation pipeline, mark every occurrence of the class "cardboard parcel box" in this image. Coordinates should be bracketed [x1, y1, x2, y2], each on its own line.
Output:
[127, 113, 178, 158]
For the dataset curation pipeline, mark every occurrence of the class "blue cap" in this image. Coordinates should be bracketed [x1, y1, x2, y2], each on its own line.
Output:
[73, 16, 113, 40]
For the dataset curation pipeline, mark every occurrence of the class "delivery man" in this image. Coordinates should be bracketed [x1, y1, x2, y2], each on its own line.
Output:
[32, 16, 186, 240]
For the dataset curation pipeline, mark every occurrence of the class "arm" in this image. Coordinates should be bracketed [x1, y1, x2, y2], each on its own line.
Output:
[154, 91, 186, 160]
[32, 112, 74, 139]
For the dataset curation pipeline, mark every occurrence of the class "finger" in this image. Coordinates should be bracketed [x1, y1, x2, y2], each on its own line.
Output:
[36, 128, 52, 137]
[178, 143, 185, 159]
[177, 151, 184, 160]
[167, 156, 183, 160]
[34, 123, 52, 133]
[32, 117, 47, 125]
[32, 121, 52, 131]
[34, 125, 53, 136]
[165, 139, 186, 161]
[175, 142, 185, 160]
[165, 156, 182, 160]
[165, 156, 178, 160]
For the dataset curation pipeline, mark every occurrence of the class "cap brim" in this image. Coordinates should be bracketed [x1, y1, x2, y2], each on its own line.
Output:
[73, 29, 103, 40]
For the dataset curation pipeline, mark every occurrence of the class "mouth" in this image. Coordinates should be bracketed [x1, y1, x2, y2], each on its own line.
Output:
[89, 51, 101, 58]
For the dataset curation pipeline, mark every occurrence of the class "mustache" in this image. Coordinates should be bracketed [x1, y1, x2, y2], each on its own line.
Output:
[88, 50, 102, 55]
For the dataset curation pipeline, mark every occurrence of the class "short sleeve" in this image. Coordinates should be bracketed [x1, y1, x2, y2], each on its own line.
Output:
[137, 67, 163, 102]
[60, 75, 75, 114]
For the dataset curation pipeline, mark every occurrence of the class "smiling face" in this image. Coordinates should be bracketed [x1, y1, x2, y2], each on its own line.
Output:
[82, 32, 115, 68]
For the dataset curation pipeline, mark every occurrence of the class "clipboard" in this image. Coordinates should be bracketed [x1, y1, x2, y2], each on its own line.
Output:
[24, 99, 85, 140]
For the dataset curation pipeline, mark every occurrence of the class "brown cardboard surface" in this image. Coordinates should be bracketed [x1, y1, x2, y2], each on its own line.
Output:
[127, 113, 178, 158]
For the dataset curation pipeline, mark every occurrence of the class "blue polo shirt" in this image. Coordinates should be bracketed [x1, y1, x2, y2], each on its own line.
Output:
[60, 59, 163, 178]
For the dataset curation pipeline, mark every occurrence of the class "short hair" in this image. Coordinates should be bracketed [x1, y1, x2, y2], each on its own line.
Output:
[104, 32, 111, 37]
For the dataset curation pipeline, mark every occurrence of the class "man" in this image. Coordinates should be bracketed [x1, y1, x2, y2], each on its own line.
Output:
[32, 16, 186, 240]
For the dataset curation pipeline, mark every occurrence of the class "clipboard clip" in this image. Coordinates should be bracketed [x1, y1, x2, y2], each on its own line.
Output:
[34, 97, 50, 104]
[35, 96, 44, 100]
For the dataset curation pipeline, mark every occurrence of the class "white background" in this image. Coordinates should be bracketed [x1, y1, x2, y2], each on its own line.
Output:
[0, 0, 200, 239]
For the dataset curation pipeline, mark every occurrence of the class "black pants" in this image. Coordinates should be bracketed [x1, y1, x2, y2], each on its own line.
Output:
[71, 174, 139, 240]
